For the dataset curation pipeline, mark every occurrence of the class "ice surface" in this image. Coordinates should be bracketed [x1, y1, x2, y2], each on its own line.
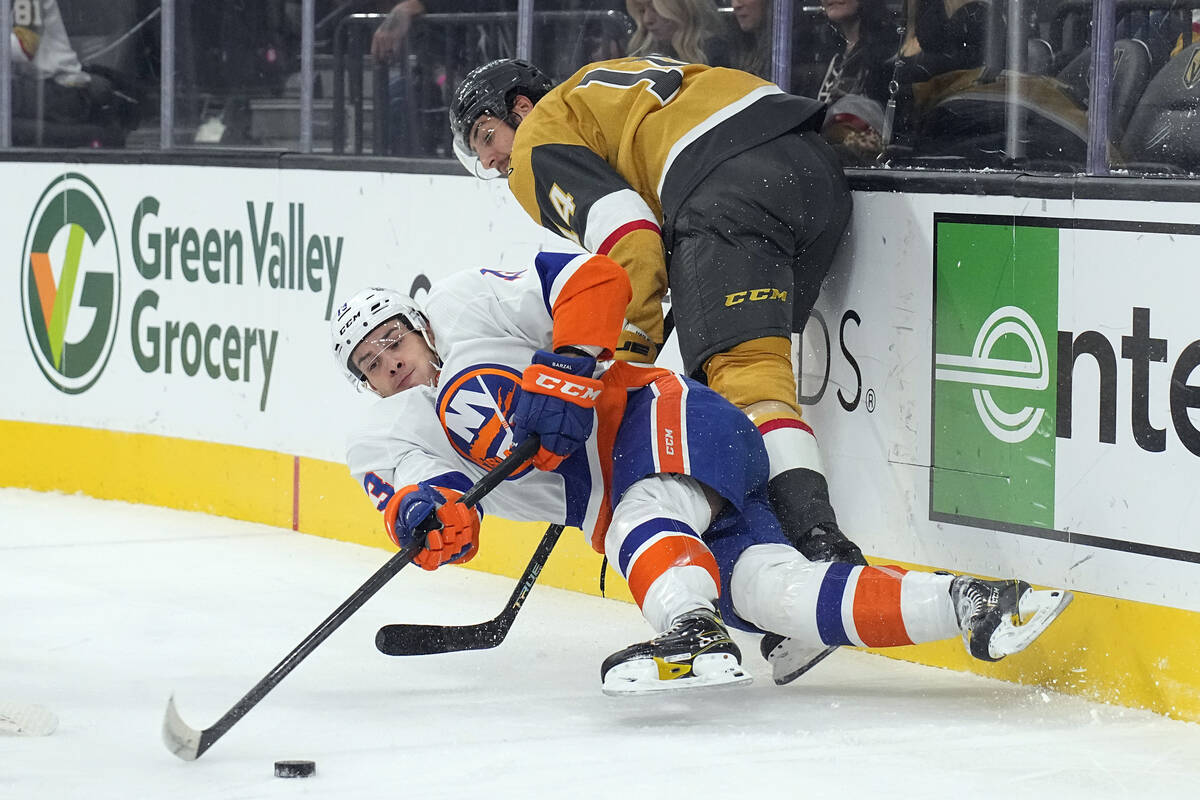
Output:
[3, 488, 1198, 799]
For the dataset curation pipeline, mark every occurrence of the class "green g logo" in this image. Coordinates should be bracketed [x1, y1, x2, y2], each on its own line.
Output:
[20, 173, 121, 394]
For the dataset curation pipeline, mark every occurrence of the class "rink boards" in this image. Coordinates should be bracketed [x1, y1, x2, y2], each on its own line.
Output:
[2, 160, 1198, 721]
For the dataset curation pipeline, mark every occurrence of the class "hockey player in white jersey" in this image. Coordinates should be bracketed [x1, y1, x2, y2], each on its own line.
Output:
[330, 252, 1074, 694]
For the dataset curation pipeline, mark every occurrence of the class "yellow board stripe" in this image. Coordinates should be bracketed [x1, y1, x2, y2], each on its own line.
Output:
[0, 418, 629, 596]
[862, 564, 1200, 722]
[3, 419, 1199, 722]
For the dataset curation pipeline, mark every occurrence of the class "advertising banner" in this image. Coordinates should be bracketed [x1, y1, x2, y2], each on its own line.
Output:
[798, 200, 1200, 612]
[5, 163, 1200, 615]
[932, 215, 1200, 563]
[4, 164, 564, 461]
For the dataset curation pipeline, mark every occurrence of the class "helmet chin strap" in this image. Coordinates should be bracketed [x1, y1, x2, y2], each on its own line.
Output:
[425, 357, 442, 387]
[500, 111, 524, 177]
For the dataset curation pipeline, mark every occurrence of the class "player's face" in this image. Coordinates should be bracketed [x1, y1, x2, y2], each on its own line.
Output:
[468, 113, 517, 175]
[731, 0, 765, 32]
[351, 318, 438, 397]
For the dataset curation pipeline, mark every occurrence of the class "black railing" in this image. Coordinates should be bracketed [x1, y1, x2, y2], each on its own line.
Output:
[332, 9, 634, 157]
[332, 14, 390, 155]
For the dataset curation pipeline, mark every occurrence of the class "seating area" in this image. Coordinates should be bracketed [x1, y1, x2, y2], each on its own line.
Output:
[896, 0, 1200, 173]
[15, 0, 1200, 176]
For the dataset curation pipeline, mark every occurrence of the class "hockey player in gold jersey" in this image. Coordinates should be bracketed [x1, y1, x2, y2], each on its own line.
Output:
[448, 57, 866, 579]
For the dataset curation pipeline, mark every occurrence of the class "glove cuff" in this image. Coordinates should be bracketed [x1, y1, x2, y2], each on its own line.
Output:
[532, 348, 596, 378]
[383, 483, 480, 549]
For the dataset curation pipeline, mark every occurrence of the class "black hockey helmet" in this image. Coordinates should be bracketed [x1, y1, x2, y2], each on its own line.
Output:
[449, 59, 554, 177]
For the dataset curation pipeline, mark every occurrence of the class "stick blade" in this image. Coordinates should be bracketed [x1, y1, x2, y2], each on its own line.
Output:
[375, 621, 504, 655]
[0, 702, 58, 736]
[162, 695, 204, 760]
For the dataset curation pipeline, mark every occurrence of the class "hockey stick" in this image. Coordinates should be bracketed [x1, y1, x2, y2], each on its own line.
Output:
[375, 521, 564, 655]
[162, 436, 539, 761]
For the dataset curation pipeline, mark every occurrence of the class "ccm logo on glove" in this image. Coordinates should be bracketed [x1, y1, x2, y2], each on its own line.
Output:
[512, 349, 603, 471]
[531, 371, 602, 401]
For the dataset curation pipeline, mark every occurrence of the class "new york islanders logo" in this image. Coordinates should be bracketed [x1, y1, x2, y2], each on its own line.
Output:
[437, 363, 531, 476]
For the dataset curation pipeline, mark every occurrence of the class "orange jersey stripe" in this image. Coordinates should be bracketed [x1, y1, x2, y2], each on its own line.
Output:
[590, 370, 628, 552]
[550, 255, 631, 359]
[626, 535, 721, 609]
[851, 566, 914, 647]
[651, 376, 686, 475]
[590, 361, 677, 552]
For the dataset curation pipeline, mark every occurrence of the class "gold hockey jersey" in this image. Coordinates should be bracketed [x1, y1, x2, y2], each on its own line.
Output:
[506, 56, 824, 361]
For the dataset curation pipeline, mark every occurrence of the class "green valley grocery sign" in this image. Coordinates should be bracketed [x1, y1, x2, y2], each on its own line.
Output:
[17, 172, 346, 410]
[20, 173, 121, 394]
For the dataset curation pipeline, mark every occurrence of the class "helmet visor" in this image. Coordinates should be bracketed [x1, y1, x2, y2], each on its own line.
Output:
[353, 321, 418, 381]
[453, 128, 504, 180]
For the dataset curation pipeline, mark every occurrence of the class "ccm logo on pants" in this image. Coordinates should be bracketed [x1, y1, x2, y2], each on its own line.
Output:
[725, 288, 788, 306]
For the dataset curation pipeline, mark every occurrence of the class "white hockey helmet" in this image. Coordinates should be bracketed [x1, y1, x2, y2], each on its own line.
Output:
[330, 287, 433, 387]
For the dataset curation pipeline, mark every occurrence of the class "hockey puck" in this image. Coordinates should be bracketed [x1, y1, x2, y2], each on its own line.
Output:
[274, 760, 316, 778]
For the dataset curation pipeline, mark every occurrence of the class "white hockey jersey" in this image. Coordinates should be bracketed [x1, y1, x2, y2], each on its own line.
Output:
[346, 251, 665, 550]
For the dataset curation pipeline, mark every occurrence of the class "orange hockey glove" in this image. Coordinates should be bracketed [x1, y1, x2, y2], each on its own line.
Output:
[383, 484, 481, 571]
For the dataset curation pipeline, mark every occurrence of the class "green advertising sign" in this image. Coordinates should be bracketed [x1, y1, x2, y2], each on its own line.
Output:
[931, 217, 1059, 530]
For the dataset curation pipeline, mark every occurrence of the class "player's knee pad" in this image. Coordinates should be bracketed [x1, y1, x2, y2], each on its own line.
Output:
[704, 337, 801, 414]
[607, 474, 722, 631]
[605, 474, 716, 562]
[729, 543, 831, 639]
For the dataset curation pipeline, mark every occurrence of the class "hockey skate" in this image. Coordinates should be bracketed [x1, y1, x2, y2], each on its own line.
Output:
[601, 609, 752, 696]
[951, 576, 1074, 662]
[759, 634, 837, 685]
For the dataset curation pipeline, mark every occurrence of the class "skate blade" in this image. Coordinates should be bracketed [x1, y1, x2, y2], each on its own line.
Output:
[989, 588, 1074, 659]
[602, 652, 753, 697]
[767, 641, 839, 686]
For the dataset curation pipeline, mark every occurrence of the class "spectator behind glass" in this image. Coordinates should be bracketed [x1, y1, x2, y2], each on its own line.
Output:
[871, 0, 993, 152]
[730, 0, 770, 78]
[816, 0, 898, 165]
[730, 0, 832, 96]
[10, 0, 133, 147]
[896, 0, 990, 83]
[626, 0, 734, 67]
[817, 0, 897, 107]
